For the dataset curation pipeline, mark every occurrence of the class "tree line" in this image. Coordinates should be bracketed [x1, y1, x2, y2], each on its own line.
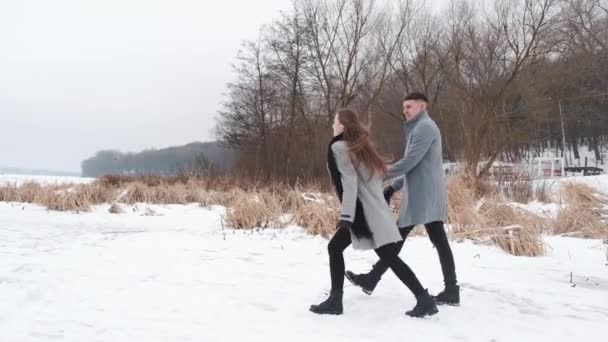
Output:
[216, 0, 608, 182]
[81, 142, 236, 177]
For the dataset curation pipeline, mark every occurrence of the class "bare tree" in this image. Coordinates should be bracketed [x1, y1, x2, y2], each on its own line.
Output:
[216, 39, 281, 179]
[215, 0, 608, 183]
[437, 0, 560, 176]
[266, 7, 310, 177]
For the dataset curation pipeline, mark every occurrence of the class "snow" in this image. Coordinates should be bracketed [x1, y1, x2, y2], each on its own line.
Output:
[557, 174, 608, 194]
[527, 175, 608, 205]
[1, 201, 606, 342]
[0, 174, 95, 186]
[511, 200, 562, 219]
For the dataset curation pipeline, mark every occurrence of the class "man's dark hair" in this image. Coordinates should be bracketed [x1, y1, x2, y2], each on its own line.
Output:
[404, 92, 429, 103]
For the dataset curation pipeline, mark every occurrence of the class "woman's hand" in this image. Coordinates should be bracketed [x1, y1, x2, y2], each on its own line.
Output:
[337, 220, 353, 231]
[383, 186, 395, 204]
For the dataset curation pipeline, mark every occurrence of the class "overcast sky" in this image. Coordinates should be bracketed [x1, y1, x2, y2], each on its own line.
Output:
[0, 0, 292, 172]
[0, 0, 448, 173]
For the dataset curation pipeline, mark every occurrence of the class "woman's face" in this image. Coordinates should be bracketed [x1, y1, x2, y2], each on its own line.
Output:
[333, 114, 344, 136]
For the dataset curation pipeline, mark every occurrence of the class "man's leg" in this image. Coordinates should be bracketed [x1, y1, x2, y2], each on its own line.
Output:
[345, 225, 415, 294]
[424, 221, 460, 305]
[424, 221, 457, 286]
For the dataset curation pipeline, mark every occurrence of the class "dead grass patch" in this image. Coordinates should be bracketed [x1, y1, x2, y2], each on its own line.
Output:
[552, 182, 608, 239]
[224, 190, 283, 229]
[45, 188, 92, 212]
[109, 203, 124, 214]
[293, 200, 337, 238]
[4, 174, 604, 253]
[480, 199, 546, 256]
[446, 175, 482, 233]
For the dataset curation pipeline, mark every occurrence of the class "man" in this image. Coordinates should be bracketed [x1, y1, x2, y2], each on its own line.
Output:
[346, 92, 460, 305]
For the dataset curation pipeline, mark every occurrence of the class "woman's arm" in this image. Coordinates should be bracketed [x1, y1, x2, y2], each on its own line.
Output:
[331, 142, 358, 223]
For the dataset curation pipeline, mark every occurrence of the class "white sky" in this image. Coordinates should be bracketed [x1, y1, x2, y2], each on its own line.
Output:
[0, 0, 291, 172]
[0, 0, 448, 173]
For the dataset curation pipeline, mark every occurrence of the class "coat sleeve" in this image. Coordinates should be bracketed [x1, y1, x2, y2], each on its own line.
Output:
[384, 122, 435, 182]
[391, 177, 405, 192]
[331, 141, 358, 223]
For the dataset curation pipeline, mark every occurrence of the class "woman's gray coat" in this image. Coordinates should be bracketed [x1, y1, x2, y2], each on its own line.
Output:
[329, 139, 402, 250]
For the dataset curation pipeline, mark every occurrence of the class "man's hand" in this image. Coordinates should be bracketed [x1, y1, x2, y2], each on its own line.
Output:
[383, 186, 395, 204]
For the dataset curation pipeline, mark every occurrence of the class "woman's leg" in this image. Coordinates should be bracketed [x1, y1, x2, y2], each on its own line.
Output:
[374, 242, 438, 317]
[374, 242, 425, 297]
[310, 227, 351, 315]
[345, 225, 415, 294]
[327, 226, 352, 293]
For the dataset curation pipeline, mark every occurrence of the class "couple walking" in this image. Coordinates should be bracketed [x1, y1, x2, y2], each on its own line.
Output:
[310, 93, 459, 318]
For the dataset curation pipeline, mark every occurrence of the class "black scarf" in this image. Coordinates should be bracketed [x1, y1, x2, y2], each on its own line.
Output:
[327, 134, 374, 240]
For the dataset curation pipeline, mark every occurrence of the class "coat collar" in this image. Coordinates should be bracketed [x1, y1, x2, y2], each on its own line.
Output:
[330, 133, 345, 144]
[405, 110, 428, 127]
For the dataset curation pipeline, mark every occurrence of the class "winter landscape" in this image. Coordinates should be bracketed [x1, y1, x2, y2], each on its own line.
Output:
[3, 0, 608, 341]
[1, 173, 607, 342]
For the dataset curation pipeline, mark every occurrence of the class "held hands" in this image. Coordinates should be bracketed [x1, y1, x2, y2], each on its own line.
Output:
[337, 220, 352, 231]
[383, 186, 395, 204]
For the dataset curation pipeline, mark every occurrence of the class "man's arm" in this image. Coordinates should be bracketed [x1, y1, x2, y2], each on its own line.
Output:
[382, 177, 404, 204]
[384, 123, 435, 181]
[390, 177, 405, 192]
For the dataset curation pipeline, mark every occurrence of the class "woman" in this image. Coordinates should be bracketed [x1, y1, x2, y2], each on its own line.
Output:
[309, 108, 438, 318]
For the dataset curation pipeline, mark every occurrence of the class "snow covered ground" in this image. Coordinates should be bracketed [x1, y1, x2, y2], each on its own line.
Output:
[0, 201, 606, 342]
[554, 174, 608, 194]
[0, 174, 94, 186]
[527, 174, 608, 208]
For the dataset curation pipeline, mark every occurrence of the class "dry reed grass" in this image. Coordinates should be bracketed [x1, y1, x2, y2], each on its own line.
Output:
[498, 171, 535, 204]
[478, 199, 546, 256]
[444, 174, 546, 256]
[0, 182, 63, 204]
[492, 226, 545, 257]
[534, 179, 554, 203]
[224, 190, 283, 229]
[293, 198, 338, 238]
[45, 188, 92, 212]
[0, 183, 18, 202]
[480, 199, 549, 233]
[446, 175, 482, 233]
[561, 182, 608, 206]
[552, 183, 608, 239]
[3, 174, 605, 253]
[109, 203, 124, 214]
[194, 189, 236, 207]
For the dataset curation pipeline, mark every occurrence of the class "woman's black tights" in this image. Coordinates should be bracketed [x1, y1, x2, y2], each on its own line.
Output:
[327, 227, 425, 296]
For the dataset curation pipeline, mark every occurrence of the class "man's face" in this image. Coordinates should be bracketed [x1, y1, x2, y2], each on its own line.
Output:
[402, 99, 426, 120]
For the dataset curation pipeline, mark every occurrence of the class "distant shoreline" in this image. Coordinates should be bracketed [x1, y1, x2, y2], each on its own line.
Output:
[0, 167, 81, 178]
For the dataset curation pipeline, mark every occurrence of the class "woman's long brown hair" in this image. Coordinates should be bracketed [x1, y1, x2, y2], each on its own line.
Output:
[337, 108, 387, 177]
